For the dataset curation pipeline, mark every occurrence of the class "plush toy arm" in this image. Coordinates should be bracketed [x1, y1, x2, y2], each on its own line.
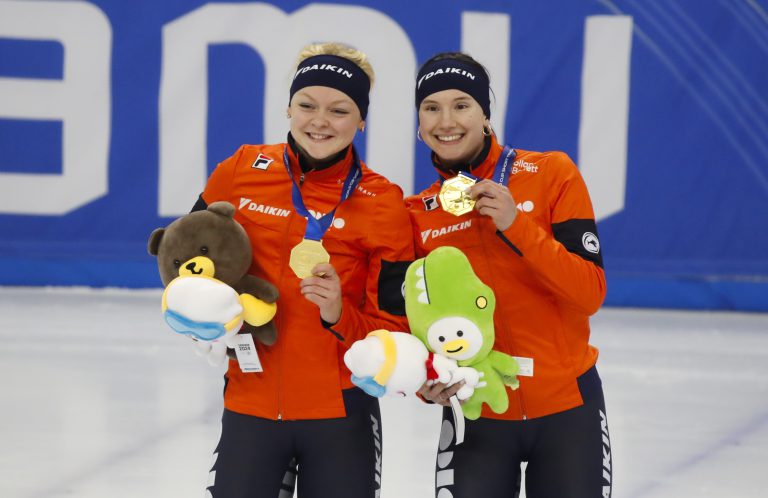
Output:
[236, 275, 278, 346]
[238, 275, 279, 303]
[430, 354, 458, 385]
[448, 367, 482, 401]
[239, 293, 277, 326]
[189, 338, 229, 367]
[240, 322, 278, 347]
[489, 351, 520, 390]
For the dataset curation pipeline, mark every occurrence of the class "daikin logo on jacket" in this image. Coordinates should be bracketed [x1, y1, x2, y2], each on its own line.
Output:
[238, 197, 290, 217]
[420, 220, 472, 244]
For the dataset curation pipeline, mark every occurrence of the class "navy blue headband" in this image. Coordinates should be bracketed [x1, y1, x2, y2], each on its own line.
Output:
[289, 54, 370, 120]
[415, 59, 491, 118]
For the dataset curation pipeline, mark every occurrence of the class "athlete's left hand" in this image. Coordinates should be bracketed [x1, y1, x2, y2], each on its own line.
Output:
[469, 180, 517, 231]
[300, 262, 343, 324]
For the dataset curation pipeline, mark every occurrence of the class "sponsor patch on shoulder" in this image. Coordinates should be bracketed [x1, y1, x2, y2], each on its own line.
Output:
[251, 153, 274, 170]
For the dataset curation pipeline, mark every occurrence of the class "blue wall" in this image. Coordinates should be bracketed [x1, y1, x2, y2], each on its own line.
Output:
[1, 0, 766, 311]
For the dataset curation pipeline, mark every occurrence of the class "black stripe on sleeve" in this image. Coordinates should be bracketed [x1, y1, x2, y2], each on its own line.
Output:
[377, 260, 411, 316]
[190, 194, 207, 213]
[551, 219, 604, 268]
[320, 318, 346, 342]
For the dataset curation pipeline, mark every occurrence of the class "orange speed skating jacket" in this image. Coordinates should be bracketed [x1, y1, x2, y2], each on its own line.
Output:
[203, 141, 414, 420]
[405, 136, 606, 420]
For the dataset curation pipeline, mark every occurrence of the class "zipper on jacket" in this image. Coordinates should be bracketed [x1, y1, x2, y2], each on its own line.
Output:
[479, 217, 529, 420]
[276, 181, 299, 422]
[276, 209, 295, 422]
[299, 173, 305, 187]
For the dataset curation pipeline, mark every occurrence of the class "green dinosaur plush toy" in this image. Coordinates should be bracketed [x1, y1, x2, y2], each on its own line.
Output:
[405, 246, 519, 420]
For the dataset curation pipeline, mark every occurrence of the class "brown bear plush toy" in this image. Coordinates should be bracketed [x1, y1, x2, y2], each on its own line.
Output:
[148, 201, 278, 364]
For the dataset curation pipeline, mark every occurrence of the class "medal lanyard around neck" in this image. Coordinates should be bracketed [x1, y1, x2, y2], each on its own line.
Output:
[283, 146, 362, 241]
[440, 145, 516, 187]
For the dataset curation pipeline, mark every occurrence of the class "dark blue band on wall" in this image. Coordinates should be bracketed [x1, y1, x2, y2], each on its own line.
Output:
[4, 253, 768, 313]
[604, 274, 768, 312]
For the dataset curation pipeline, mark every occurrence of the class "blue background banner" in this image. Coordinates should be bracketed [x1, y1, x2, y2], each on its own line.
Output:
[1, 0, 767, 311]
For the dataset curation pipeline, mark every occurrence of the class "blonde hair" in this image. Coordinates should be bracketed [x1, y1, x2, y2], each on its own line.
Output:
[295, 42, 375, 88]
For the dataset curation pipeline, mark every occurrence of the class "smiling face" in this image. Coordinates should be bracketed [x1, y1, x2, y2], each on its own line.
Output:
[288, 86, 364, 161]
[426, 316, 483, 361]
[418, 88, 489, 168]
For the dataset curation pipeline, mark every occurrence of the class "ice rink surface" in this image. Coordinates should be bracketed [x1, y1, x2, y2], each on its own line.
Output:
[1, 286, 766, 498]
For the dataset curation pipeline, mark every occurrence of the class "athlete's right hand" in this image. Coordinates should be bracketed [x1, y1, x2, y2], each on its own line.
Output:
[417, 380, 465, 407]
[299, 262, 343, 324]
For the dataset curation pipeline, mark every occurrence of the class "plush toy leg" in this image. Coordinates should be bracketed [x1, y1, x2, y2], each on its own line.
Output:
[207, 342, 229, 366]
[486, 382, 510, 414]
[193, 339, 212, 357]
[461, 399, 483, 420]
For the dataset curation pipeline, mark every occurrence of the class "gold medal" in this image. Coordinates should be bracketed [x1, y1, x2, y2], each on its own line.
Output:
[439, 173, 476, 216]
[289, 239, 330, 279]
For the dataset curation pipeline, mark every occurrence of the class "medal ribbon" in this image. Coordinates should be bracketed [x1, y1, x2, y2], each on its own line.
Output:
[440, 145, 516, 186]
[283, 147, 362, 241]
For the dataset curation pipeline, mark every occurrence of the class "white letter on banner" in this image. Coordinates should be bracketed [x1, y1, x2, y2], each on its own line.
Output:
[0, 1, 111, 215]
[578, 16, 633, 221]
[159, 3, 415, 216]
[461, 12, 510, 144]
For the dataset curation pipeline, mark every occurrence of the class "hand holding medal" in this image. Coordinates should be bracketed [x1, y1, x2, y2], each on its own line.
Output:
[438, 146, 517, 230]
[299, 262, 343, 324]
[469, 180, 517, 231]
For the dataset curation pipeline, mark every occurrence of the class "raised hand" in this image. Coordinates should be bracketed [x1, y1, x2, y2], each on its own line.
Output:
[299, 262, 343, 324]
[469, 179, 517, 231]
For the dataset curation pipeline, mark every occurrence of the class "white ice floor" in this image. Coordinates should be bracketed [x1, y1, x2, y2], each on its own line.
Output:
[1, 286, 767, 498]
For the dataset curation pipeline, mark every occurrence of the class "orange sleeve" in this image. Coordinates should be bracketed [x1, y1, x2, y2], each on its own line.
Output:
[329, 185, 415, 344]
[498, 152, 606, 315]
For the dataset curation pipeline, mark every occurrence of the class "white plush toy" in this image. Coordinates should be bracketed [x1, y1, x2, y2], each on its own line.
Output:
[162, 275, 276, 365]
[344, 329, 482, 400]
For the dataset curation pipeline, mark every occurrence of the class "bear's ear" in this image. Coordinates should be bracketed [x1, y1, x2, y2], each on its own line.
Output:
[208, 201, 235, 218]
[147, 228, 165, 255]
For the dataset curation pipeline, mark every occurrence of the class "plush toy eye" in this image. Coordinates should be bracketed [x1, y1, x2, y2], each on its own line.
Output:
[438, 336, 445, 342]
[173, 259, 181, 268]
[200, 246, 209, 254]
[457, 331, 463, 337]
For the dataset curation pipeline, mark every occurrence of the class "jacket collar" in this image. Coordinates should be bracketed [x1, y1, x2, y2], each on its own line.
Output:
[433, 134, 502, 182]
[286, 133, 354, 180]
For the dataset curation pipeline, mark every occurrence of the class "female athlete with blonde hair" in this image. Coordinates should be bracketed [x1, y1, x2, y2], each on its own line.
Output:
[196, 42, 414, 498]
